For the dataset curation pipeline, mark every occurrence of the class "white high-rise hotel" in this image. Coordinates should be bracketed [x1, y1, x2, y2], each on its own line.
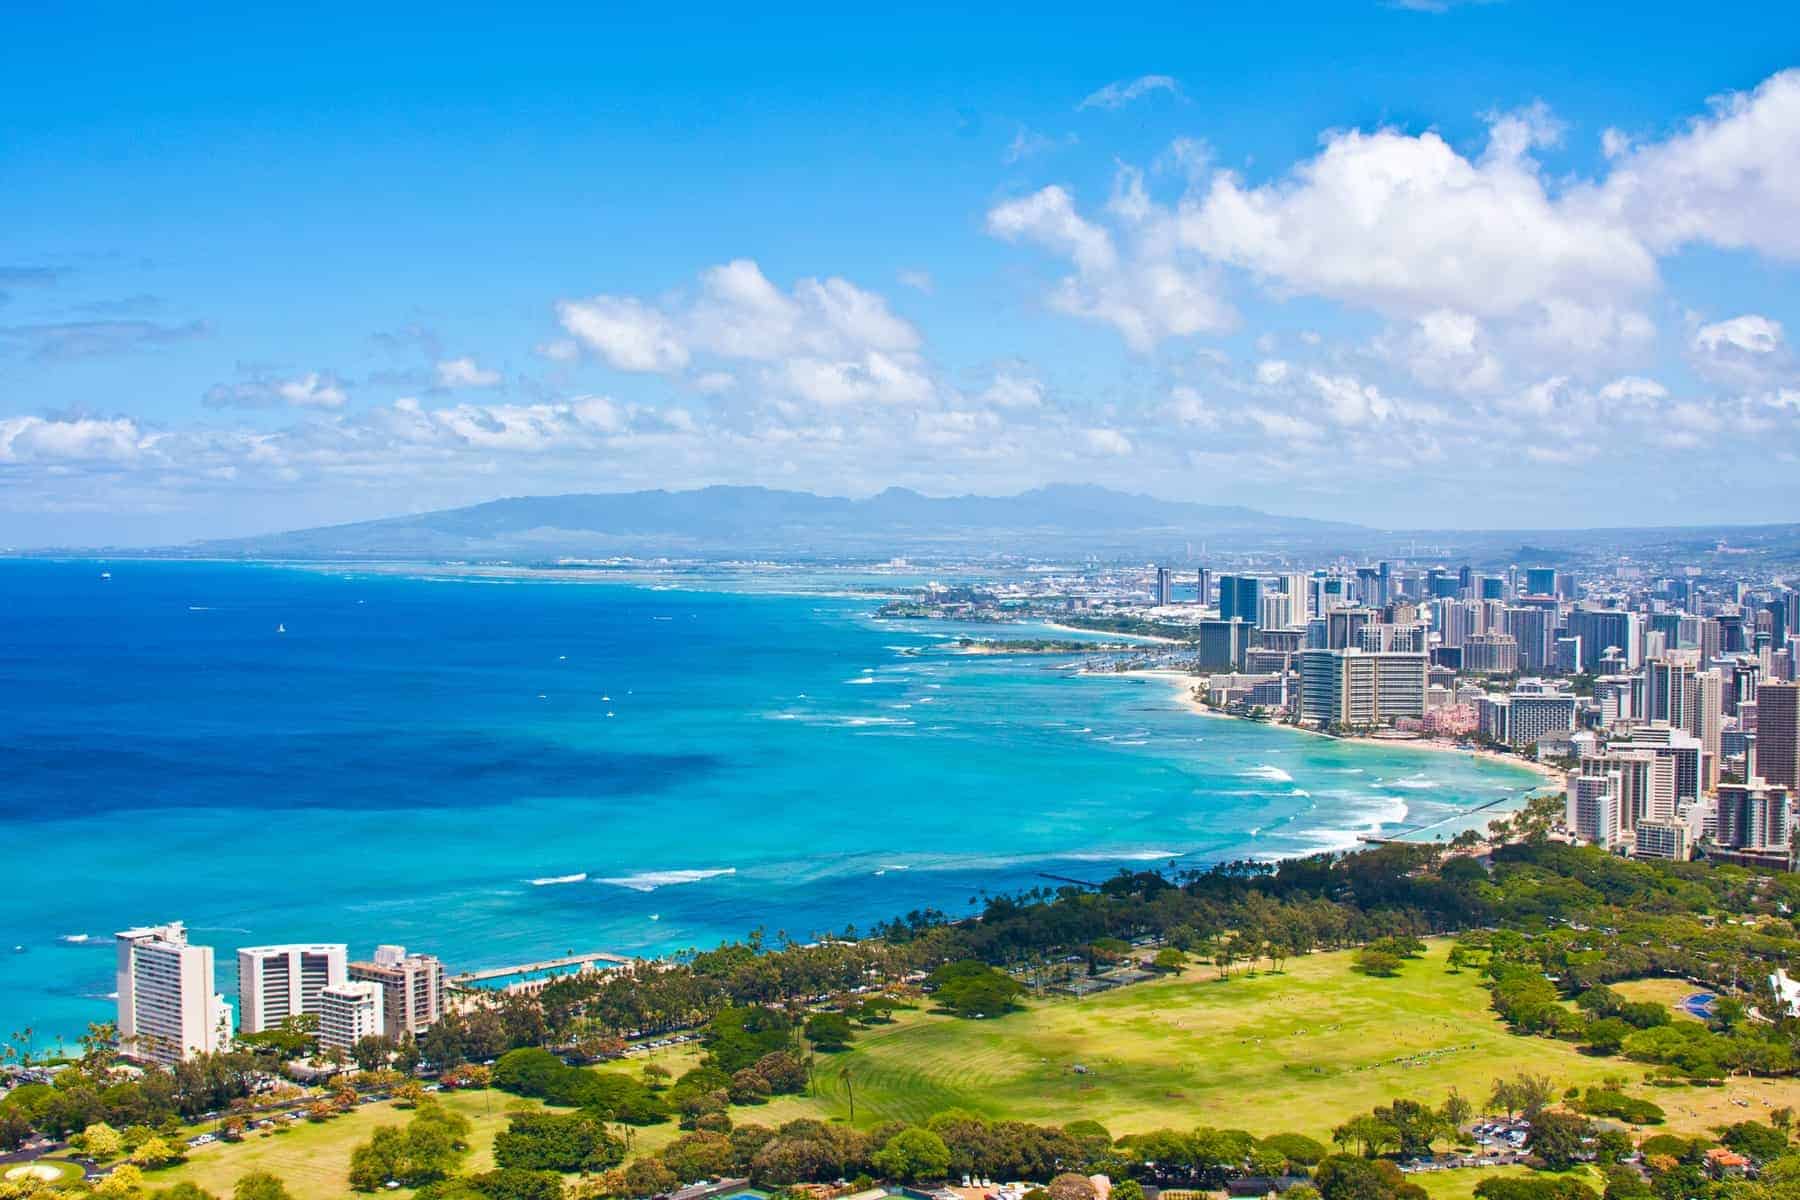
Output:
[237, 944, 348, 1034]
[115, 922, 232, 1065]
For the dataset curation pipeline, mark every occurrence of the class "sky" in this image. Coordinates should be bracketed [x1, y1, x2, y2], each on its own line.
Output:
[2, 1, 1798, 545]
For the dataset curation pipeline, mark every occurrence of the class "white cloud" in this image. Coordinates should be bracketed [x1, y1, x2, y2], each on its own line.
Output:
[985, 184, 1232, 350]
[1078, 75, 1183, 112]
[555, 296, 689, 372]
[1083, 428, 1134, 456]
[1179, 109, 1655, 319]
[436, 357, 502, 388]
[0, 414, 146, 462]
[1690, 313, 1792, 389]
[897, 269, 934, 294]
[1598, 69, 1800, 260]
[1166, 385, 1219, 429]
[1695, 313, 1783, 356]
[276, 372, 349, 409]
[979, 373, 1045, 410]
[203, 370, 349, 410]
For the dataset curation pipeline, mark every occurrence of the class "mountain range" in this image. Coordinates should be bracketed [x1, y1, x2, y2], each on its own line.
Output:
[184, 484, 1364, 560]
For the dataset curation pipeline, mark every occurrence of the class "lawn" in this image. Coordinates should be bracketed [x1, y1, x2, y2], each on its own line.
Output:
[1609, 978, 1708, 1022]
[1414, 1165, 1603, 1200]
[150, 1089, 543, 1200]
[780, 941, 1628, 1139]
[140, 941, 1800, 1199]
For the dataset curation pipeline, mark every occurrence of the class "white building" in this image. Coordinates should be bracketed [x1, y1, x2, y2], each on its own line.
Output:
[1633, 819, 1690, 861]
[348, 945, 447, 1039]
[237, 944, 348, 1034]
[1568, 773, 1622, 847]
[318, 980, 385, 1053]
[116, 922, 232, 1065]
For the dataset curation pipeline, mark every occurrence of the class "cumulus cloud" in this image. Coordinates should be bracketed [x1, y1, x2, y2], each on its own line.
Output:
[1690, 313, 1792, 389]
[557, 260, 933, 410]
[0, 414, 146, 463]
[985, 182, 1233, 350]
[204, 370, 350, 411]
[1597, 69, 1800, 260]
[435, 356, 503, 388]
[990, 69, 1800, 389]
[1178, 108, 1653, 319]
[1078, 75, 1183, 111]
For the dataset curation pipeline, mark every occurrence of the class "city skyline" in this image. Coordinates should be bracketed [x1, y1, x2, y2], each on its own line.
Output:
[3, 3, 1799, 546]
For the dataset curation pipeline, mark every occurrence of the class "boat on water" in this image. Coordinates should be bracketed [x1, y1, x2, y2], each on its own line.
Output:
[100, 571, 111, 580]
[276, 623, 287, 634]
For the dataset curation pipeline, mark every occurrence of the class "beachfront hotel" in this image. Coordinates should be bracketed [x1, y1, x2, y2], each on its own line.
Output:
[318, 980, 385, 1053]
[236, 943, 348, 1035]
[115, 922, 233, 1066]
[348, 945, 447, 1039]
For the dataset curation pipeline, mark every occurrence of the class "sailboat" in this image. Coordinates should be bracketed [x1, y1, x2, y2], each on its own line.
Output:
[276, 623, 287, 634]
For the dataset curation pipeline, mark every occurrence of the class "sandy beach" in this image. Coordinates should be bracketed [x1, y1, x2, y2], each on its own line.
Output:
[1116, 666, 1567, 789]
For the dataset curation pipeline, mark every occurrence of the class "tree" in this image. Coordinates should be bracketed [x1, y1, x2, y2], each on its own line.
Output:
[352, 1035, 395, 1073]
[1525, 1111, 1592, 1171]
[1373, 1099, 1447, 1157]
[1441, 1091, 1473, 1134]
[463, 1168, 566, 1200]
[83, 1122, 126, 1161]
[1490, 1074, 1556, 1121]
[97, 1164, 145, 1199]
[158, 1186, 219, 1200]
[1352, 949, 1403, 978]
[805, 1012, 854, 1052]
[1333, 1115, 1399, 1159]
[233, 1173, 295, 1200]
[130, 1135, 184, 1167]
[622, 1158, 677, 1197]
[1153, 948, 1186, 973]
[872, 1128, 952, 1183]
[1046, 1174, 1098, 1200]
[1111, 1183, 1146, 1200]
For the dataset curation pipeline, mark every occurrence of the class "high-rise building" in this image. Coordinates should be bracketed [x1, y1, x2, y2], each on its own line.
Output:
[116, 922, 231, 1065]
[1462, 633, 1520, 675]
[1715, 781, 1792, 851]
[1568, 608, 1640, 672]
[1197, 618, 1254, 672]
[237, 944, 348, 1035]
[1645, 659, 1696, 726]
[1154, 567, 1172, 607]
[1296, 648, 1427, 728]
[1196, 567, 1211, 608]
[318, 981, 385, 1053]
[1633, 819, 1690, 861]
[348, 945, 447, 1040]
[1218, 575, 1263, 626]
[1508, 688, 1577, 750]
[1683, 670, 1724, 790]
[1502, 606, 1555, 672]
[1568, 772, 1622, 846]
[1524, 568, 1558, 596]
[1757, 681, 1800, 791]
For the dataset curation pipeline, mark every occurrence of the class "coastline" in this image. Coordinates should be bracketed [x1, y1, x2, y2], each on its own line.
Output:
[1114, 664, 1565, 790]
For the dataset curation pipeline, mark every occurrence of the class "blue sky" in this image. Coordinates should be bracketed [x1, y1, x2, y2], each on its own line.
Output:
[2, 1, 1797, 544]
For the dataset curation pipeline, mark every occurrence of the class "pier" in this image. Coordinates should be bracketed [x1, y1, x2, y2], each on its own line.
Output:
[451, 950, 634, 986]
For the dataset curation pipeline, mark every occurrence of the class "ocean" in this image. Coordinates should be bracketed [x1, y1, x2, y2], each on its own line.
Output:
[0, 559, 1539, 1047]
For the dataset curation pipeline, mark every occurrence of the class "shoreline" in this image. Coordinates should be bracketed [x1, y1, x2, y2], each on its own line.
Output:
[1109, 668, 1562, 833]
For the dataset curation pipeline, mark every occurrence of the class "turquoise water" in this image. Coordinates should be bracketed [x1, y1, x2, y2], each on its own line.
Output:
[0, 560, 1539, 1047]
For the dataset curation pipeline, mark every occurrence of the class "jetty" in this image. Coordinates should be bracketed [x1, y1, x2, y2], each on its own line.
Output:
[452, 950, 634, 986]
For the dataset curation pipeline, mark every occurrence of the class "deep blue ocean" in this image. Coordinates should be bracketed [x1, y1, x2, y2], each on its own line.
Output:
[0, 560, 1539, 1047]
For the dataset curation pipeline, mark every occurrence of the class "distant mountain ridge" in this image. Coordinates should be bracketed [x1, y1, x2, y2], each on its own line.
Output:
[187, 484, 1366, 559]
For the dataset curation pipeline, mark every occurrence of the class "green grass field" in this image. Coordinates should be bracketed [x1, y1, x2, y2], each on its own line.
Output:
[150, 1089, 544, 1199]
[144, 940, 1800, 1199]
[782, 942, 1626, 1138]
